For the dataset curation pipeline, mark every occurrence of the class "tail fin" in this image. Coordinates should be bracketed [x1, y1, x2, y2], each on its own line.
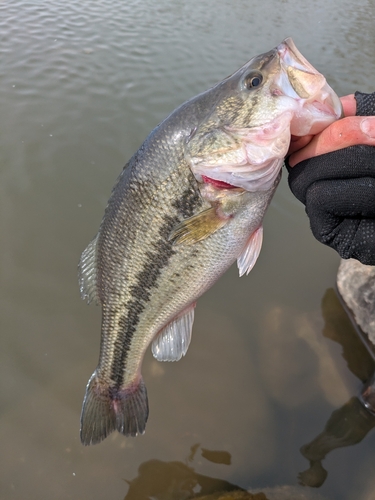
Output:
[80, 372, 149, 445]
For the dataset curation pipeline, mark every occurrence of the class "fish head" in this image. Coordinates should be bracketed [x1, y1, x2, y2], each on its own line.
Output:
[185, 38, 342, 191]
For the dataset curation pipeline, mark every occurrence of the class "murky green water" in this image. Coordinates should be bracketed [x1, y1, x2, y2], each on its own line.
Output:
[1, 1, 375, 499]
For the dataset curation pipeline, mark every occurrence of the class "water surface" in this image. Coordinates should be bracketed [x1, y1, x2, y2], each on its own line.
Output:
[1, 1, 375, 499]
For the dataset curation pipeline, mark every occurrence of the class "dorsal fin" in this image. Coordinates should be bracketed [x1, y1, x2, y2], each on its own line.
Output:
[152, 305, 196, 361]
[78, 235, 101, 305]
[237, 226, 263, 277]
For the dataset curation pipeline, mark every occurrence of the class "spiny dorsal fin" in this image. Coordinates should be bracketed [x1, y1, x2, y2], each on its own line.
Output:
[78, 235, 100, 305]
[237, 226, 263, 277]
[152, 305, 195, 361]
[169, 207, 227, 245]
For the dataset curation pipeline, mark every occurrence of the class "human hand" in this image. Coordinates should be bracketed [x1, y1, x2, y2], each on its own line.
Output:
[286, 91, 375, 265]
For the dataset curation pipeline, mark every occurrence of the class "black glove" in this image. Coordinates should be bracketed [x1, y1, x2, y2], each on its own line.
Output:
[286, 92, 375, 265]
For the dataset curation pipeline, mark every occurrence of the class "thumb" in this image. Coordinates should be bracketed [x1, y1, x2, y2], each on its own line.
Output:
[288, 116, 375, 167]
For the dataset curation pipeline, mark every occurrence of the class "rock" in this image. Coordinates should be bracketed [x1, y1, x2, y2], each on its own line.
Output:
[336, 258, 375, 346]
[337, 258, 375, 414]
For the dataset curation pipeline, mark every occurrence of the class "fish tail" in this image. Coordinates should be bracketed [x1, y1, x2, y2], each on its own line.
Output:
[80, 371, 149, 445]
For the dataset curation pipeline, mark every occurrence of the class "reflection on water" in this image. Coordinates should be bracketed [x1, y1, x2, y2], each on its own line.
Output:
[124, 444, 242, 500]
[299, 397, 375, 488]
[124, 444, 327, 500]
[124, 288, 375, 497]
[322, 288, 375, 383]
[298, 290, 375, 488]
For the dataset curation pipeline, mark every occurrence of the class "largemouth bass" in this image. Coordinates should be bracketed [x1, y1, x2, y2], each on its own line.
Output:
[79, 38, 342, 445]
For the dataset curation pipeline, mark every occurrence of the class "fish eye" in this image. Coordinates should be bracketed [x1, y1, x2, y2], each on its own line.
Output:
[244, 72, 263, 90]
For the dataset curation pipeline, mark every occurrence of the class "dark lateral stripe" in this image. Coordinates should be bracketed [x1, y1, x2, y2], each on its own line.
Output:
[110, 214, 179, 387]
[171, 183, 202, 218]
[109, 175, 204, 387]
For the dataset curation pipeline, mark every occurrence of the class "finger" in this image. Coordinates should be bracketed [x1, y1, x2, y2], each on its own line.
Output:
[288, 134, 313, 155]
[340, 94, 356, 116]
[288, 116, 375, 166]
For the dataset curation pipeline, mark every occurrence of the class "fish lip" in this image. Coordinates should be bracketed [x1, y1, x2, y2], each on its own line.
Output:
[277, 37, 317, 74]
[276, 37, 343, 130]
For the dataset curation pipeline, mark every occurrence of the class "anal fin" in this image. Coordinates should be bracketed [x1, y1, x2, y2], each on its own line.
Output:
[237, 226, 263, 277]
[152, 304, 196, 361]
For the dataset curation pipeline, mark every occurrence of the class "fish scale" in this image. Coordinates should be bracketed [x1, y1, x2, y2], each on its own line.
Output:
[79, 38, 342, 445]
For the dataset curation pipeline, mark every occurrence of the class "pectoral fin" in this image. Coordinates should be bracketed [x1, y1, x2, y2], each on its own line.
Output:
[152, 305, 196, 361]
[237, 226, 263, 277]
[169, 207, 228, 245]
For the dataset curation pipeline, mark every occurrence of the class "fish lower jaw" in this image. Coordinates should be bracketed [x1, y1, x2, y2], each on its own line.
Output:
[290, 108, 339, 136]
[289, 90, 343, 136]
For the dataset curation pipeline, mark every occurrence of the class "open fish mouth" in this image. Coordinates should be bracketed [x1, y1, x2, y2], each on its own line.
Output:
[276, 37, 343, 135]
[187, 38, 342, 192]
